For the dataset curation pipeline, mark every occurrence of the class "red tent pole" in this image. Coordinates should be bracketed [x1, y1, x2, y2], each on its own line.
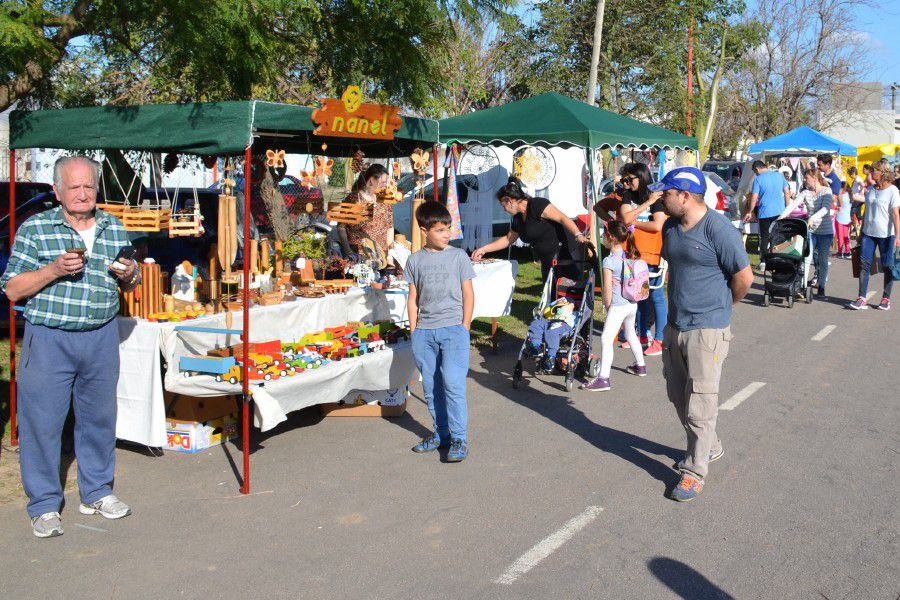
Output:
[240, 147, 252, 494]
[432, 145, 439, 202]
[8, 151, 18, 447]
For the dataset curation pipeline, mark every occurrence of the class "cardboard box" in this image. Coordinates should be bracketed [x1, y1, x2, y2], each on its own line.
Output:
[165, 413, 238, 453]
[164, 391, 239, 422]
[320, 387, 409, 417]
[772, 234, 803, 258]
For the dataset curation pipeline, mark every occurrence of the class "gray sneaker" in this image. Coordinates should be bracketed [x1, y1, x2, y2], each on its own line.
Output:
[79, 494, 132, 519]
[31, 512, 63, 538]
[675, 448, 725, 471]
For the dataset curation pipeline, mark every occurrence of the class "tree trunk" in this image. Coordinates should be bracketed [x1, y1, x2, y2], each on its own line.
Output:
[699, 29, 728, 163]
[586, 0, 607, 105]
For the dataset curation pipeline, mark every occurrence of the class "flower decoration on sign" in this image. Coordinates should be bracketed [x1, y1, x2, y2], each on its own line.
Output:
[266, 149, 286, 168]
[341, 85, 363, 113]
[411, 148, 430, 176]
[314, 156, 334, 177]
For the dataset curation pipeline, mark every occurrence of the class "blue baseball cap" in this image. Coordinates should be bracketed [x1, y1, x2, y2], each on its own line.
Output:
[649, 166, 707, 195]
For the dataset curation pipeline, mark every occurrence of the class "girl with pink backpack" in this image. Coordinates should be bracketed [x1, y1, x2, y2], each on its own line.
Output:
[583, 221, 649, 392]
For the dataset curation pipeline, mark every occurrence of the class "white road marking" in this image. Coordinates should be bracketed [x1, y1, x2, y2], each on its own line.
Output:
[866, 291, 877, 301]
[495, 506, 603, 585]
[720, 382, 766, 411]
[811, 325, 836, 341]
[74, 523, 107, 533]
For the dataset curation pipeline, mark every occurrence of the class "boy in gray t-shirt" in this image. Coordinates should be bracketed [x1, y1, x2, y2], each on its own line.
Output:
[403, 202, 475, 462]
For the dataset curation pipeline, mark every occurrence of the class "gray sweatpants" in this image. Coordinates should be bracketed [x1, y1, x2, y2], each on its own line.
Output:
[662, 325, 733, 480]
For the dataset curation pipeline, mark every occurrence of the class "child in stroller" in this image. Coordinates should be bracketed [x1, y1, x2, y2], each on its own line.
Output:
[525, 297, 577, 374]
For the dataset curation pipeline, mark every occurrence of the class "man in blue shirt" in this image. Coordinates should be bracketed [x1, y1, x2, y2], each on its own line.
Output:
[744, 161, 790, 272]
[817, 153, 843, 198]
[653, 167, 753, 502]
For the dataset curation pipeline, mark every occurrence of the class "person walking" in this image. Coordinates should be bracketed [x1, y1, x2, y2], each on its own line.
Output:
[743, 161, 790, 272]
[581, 221, 647, 392]
[653, 167, 753, 502]
[803, 168, 835, 296]
[816, 154, 843, 199]
[848, 159, 900, 311]
[1, 156, 139, 537]
[834, 180, 852, 259]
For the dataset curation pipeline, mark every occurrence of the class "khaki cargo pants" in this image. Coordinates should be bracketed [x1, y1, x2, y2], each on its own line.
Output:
[662, 325, 734, 480]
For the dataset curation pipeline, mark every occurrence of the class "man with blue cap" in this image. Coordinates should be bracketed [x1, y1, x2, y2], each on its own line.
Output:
[650, 167, 753, 502]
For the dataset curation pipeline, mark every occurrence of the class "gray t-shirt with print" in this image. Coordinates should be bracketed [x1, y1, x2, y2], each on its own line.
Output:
[403, 246, 476, 329]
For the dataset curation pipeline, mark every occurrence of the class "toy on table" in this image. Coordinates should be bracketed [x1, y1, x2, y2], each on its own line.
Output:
[179, 355, 237, 378]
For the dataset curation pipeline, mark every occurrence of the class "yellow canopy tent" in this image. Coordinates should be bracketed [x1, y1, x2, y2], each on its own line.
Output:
[856, 144, 900, 166]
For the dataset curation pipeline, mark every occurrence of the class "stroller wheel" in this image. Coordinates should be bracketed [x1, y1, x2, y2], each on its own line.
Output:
[788, 294, 794, 308]
[564, 369, 575, 392]
[762, 292, 770, 307]
[512, 362, 523, 389]
[588, 357, 601, 378]
[805, 286, 813, 304]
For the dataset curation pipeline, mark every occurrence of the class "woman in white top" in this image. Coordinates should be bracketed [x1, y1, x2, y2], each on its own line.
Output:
[848, 159, 900, 310]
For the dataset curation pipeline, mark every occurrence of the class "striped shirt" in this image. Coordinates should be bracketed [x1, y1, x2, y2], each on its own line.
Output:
[1, 206, 134, 331]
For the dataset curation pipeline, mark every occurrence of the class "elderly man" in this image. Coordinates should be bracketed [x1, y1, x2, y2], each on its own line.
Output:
[652, 167, 753, 502]
[1, 156, 139, 538]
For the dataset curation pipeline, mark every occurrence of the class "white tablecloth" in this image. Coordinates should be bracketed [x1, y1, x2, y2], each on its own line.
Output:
[385, 259, 519, 321]
[114, 261, 519, 447]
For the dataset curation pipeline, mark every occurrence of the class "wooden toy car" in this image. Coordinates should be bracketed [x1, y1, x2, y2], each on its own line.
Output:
[179, 355, 237, 377]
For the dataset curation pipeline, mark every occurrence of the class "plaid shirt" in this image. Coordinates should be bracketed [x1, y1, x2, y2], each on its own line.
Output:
[0, 206, 135, 331]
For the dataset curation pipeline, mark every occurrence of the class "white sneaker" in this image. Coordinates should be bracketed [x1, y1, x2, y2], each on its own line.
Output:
[79, 494, 132, 519]
[31, 512, 63, 538]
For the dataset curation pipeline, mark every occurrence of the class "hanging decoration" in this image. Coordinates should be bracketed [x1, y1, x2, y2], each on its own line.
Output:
[300, 170, 317, 189]
[512, 145, 556, 190]
[314, 156, 334, 177]
[445, 147, 463, 241]
[392, 161, 402, 179]
[163, 153, 180, 174]
[375, 178, 403, 204]
[457, 144, 500, 192]
[202, 155, 217, 169]
[217, 159, 239, 283]
[411, 147, 430, 176]
[351, 150, 367, 174]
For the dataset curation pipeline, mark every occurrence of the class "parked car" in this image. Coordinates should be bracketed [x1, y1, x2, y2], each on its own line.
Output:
[392, 174, 512, 243]
[702, 160, 744, 190]
[211, 174, 324, 231]
[0, 181, 53, 217]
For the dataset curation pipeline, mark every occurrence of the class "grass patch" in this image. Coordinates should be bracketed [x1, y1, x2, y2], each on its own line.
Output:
[0, 338, 19, 443]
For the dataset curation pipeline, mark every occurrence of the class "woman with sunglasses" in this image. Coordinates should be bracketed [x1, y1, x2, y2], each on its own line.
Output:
[848, 159, 900, 310]
[472, 177, 595, 281]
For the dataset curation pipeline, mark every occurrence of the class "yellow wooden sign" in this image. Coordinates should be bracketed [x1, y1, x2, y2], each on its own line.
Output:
[311, 86, 402, 141]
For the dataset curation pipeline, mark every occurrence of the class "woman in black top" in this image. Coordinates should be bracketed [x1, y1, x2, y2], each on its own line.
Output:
[472, 177, 594, 280]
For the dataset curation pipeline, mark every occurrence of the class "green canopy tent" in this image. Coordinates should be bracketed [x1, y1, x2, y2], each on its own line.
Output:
[438, 92, 696, 256]
[6, 100, 439, 494]
[439, 92, 696, 150]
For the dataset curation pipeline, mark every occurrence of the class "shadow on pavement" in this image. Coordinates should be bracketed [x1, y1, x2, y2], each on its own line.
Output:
[647, 557, 735, 600]
[470, 348, 682, 487]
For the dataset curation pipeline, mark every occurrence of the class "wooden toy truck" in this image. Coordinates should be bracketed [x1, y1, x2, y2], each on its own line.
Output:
[179, 355, 237, 378]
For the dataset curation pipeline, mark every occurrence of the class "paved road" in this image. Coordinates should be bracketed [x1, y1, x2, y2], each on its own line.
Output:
[1, 258, 898, 599]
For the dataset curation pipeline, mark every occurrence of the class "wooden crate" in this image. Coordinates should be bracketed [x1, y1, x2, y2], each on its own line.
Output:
[326, 202, 372, 225]
[320, 400, 407, 418]
[97, 203, 126, 219]
[169, 214, 203, 237]
[123, 208, 171, 232]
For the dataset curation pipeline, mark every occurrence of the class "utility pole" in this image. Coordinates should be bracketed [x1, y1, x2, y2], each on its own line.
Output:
[892, 82, 897, 112]
[686, 20, 694, 137]
[586, 0, 607, 106]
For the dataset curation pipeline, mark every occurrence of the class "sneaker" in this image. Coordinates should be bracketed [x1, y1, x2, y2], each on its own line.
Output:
[79, 495, 132, 520]
[446, 438, 468, 462]
[848, 297, 868, 310]
[539, 356, 556, 375]
[817, 288, 825, 297]
[644, 340, 663, 356]
[31, 512, 63, 538]
[412, 435, 448, 453]
[675, 448, 724, 471]
[618, 340, 631, 349]
[626, 364, 647, 377]
[877, 297, 891, 311]
[670, 473, 704, 502]
[522, 343, 539, 359]
[582, 376, 611, 392]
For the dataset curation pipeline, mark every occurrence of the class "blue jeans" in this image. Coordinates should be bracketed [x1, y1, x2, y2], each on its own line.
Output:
[411, 325, 470, 442]
[18, 319, 120, 518]
[858, 233, 895, 299]
[636, 274, 667, 342]
[810, 233, 834, 290]
[527, 318, 572, 359]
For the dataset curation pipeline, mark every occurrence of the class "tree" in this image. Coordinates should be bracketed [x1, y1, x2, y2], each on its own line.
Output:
[725, 0, 876, 143]
[0, 0, 491, 112]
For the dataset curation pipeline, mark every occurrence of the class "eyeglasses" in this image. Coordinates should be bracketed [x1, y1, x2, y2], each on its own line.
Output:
[622, 175, 639, 183]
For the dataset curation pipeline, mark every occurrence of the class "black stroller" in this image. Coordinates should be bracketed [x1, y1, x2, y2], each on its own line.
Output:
[513, 259, 597, 392]
[762, 218, 813, 307]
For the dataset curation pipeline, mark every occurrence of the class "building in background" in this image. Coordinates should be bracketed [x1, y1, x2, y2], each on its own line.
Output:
[818, 81, 900, 147]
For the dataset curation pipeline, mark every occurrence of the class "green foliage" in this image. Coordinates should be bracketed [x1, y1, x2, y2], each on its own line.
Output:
[282, 230, 326, 261]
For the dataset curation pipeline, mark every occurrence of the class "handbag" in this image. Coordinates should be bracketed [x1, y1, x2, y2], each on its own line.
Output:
[851, 244, 883, 279]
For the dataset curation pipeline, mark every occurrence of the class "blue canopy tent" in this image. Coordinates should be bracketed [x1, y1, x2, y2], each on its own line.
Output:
[748, 125, 857, 157]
